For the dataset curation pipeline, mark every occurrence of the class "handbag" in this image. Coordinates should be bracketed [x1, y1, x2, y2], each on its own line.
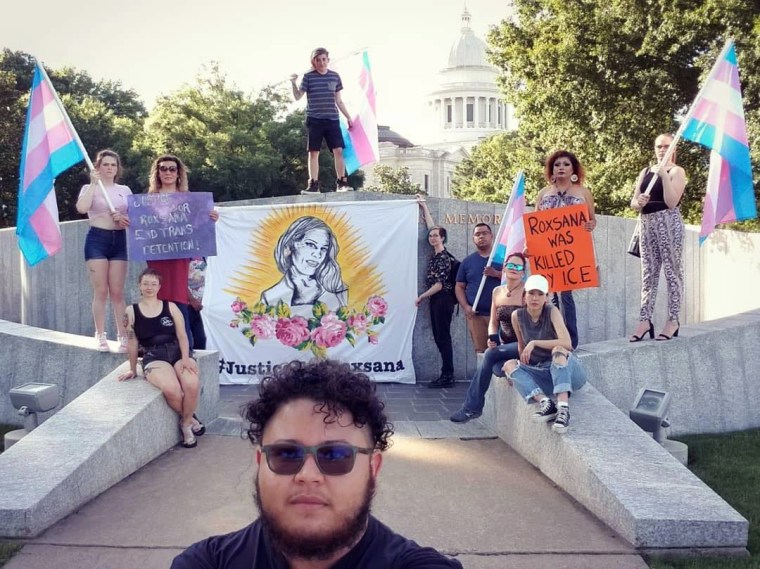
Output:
[627, 221, 641, 258]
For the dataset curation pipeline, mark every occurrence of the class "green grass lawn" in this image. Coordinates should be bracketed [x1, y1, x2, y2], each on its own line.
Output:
[0, 542, 21, 567]
[649, 429, 760, 569]
[0, 424, 20, 454]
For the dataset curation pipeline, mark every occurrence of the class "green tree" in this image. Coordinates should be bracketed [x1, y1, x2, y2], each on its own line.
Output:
[0, 49, 147, 226]
[141, 65, 311, 201]
[366, 165, 421, 195]
[458, 0, 759, 227]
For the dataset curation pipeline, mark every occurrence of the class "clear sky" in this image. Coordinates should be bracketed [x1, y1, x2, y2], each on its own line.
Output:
[2, 0, 511, 143]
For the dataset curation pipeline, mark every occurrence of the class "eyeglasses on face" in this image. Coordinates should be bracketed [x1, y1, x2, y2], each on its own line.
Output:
[505, 262, 524, 271]
[158, 165, 178, 173]
[260, 443, 374, 476]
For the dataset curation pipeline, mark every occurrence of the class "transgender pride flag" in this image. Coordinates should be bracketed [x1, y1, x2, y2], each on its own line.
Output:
[16, 63, 85, 266]
[492, 171, 527, 266]
[337, 50, 379, 175]
[471, 171, 526, 307]
[681, 40, 756, 244]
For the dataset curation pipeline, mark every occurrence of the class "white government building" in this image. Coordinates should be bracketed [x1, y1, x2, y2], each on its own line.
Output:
[364, 8, 515, 198]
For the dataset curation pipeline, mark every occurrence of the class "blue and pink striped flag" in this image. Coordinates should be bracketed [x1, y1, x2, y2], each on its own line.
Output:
[492, 171, 527, 266]
[16, 63, 85, 266]
[337, 50, 379, 175]
[681, 40, 756, 244]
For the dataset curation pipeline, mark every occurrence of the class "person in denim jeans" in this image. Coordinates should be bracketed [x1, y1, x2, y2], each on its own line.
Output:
[503, 274, 587, 434]
[450, 253, 527, 423]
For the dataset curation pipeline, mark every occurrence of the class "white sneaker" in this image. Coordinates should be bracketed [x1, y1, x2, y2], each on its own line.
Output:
[95, 332, 109, 352]
[117, 335, 128, 354]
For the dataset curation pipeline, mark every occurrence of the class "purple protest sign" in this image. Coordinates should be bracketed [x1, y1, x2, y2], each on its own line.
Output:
[126, 192, 217, 261]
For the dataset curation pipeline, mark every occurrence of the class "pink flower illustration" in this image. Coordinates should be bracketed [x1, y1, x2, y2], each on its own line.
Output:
[367, 296, 388, 318]
[250, 314, 276, 339]
[231, 299, 248, 314]
[229, 320, 240, 328]
[369, 334, 379, 345]
[275, 317, 310, 347]
[311, 313, 347, 348]
[348, 313, 369, 334]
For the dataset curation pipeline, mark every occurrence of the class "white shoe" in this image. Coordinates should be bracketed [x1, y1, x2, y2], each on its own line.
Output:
[95, 332, 109, 352]
[117, 335, 128, 354]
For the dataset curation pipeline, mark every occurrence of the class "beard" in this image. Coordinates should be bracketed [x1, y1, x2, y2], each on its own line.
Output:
[253, 474, 375, 561]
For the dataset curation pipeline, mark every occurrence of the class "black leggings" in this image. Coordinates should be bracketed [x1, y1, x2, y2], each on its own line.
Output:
[430, 294, 454, 376]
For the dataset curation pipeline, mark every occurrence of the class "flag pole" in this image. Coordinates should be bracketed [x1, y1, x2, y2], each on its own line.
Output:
[269, 46, 371, 87]
[35, 62, 116, 212]
[643, 38, 734, 195]
[471, 172, 523, 312]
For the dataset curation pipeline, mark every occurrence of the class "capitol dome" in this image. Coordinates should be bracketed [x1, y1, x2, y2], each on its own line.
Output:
[427, 8, 513, 146]
[447, 8, 493, 69]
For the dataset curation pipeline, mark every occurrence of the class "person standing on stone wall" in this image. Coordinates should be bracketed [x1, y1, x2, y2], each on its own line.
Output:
[415, 196, 456, 388]
[290, 47, 354, 194]
[75, 149, 132, 353]
[628, 133, 686, 342]
[455, 223, 502, 353]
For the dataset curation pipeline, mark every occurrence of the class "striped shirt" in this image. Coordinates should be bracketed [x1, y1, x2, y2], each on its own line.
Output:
[300, 70, 343, 120]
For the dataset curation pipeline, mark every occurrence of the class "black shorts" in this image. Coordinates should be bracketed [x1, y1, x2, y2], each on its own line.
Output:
[142, 342, 185, 368]
[306, 117, 344, 152]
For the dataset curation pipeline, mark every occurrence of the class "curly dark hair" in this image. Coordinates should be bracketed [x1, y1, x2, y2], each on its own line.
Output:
[245, 360, 393, 451]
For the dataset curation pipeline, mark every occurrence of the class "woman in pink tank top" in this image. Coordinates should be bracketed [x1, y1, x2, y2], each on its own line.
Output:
[75, 149, 132, 353]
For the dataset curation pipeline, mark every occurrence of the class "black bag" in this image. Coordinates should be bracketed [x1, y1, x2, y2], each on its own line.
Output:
[627, 221, 641, 258]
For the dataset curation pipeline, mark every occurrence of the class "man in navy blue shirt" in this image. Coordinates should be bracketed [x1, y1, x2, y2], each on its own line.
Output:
[454, 223, 502, 353]
[171, 360, 463, 569]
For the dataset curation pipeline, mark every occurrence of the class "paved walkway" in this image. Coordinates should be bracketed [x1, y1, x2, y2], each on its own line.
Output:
[4, 383, 649, 569]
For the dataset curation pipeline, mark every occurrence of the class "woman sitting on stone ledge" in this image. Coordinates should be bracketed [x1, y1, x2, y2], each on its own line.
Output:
[502, 274, 587, 434]
[117, 267, 204, 448]
[450, 253, 527, 423]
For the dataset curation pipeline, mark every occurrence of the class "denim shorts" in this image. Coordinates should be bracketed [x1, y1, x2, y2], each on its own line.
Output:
[84, 227, 128, 261]
[306, 117, 344, 151]
[142, 342, 184, 368]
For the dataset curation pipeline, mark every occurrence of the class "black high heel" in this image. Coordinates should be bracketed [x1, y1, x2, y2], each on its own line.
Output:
[629, 320, 654, 342]
[656, 324, 680, 341]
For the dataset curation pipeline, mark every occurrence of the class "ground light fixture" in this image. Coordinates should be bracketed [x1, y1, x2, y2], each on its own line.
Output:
[629, 388, 687, 465]
[4, 382, 60, 451]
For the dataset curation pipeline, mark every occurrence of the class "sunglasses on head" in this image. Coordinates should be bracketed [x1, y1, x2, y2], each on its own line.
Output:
[261, 443, 374, 476]
[158, 165, 178, 173]
[505, 262, 524, 271]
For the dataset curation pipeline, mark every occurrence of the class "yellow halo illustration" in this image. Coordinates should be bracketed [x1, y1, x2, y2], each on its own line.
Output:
[225, 204, 386, 311]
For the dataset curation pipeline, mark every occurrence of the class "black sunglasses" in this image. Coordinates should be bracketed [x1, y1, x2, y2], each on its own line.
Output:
[158, 165, 178, 173]
[261, 443, 374, 476]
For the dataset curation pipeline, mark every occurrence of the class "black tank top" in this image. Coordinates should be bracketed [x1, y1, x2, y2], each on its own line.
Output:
[133, 300, 177, 347]
[516, 305, 557, 364]
[640, 168, 677, 214]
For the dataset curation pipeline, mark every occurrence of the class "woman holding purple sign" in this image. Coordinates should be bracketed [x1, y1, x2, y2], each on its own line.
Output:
[76, 149, 133, 353]
[145, 154, 219, 349]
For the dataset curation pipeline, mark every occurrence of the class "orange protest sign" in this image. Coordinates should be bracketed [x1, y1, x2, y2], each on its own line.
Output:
[523, 204, 599, 293]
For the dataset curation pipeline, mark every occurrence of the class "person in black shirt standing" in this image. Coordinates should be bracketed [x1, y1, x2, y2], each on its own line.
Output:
[416, 197, 456, 388]
[171, 360, 462, 569]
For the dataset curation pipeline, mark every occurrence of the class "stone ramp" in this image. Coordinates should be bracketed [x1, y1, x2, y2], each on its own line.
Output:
[482, 379, 748, 555]
[0, 353, 218, 538]
[3, 435, 647, 569]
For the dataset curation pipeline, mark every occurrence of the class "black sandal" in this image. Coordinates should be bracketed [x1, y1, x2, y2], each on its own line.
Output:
[191, 413, 205, 437]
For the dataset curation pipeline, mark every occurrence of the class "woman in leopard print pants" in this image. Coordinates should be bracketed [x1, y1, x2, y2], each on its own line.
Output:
[629, 134, 687, 342]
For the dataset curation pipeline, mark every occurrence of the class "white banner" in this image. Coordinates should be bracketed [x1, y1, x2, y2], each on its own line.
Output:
[203, 200, 419, 384]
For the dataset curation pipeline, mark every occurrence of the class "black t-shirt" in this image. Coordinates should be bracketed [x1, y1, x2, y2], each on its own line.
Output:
[170, 515, 463, 569]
